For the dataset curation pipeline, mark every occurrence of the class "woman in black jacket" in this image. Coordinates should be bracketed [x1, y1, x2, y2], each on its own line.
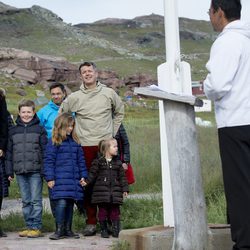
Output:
[0, 89, 8, 237]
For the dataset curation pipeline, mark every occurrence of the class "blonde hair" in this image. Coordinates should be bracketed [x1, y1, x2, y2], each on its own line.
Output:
[98, 138, 116, 157]
[52, 113, 80, 145]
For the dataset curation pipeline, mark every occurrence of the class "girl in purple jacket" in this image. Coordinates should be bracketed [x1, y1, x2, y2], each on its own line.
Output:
[44, 113, 87, 240]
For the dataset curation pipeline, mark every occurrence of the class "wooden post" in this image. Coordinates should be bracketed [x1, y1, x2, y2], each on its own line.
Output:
[134, 88, 208, 250]
[134, 0, 208, 248]
[164, 100, 208, 250]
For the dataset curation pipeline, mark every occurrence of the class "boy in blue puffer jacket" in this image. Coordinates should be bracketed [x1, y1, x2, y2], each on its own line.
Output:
[44, 113, 87, 240]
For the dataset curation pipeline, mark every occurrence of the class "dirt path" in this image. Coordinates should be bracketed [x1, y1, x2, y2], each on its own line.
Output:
[0, 232, 118, 250]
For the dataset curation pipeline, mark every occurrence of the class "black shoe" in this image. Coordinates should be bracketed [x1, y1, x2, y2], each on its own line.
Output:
[100, 221, 109, 238]
[65, 230, 80, 239]
[64, 223, 80, 239]
[0, 229, 7, 237]
[107, 219, 112, 235]
[49, 224, 65, 240]
[112, 220, 120, 238]
[49, 232, 64, 240]
[82, 224, 96, 236]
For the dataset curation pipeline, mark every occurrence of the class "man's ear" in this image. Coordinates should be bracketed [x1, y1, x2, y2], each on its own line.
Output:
[217, 7, 225, 18]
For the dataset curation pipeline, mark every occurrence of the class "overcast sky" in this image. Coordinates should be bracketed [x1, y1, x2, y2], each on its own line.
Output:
[2, 0, 250, 24]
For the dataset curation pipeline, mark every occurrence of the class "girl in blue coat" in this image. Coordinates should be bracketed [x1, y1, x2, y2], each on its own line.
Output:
[44, 113, 87, 240]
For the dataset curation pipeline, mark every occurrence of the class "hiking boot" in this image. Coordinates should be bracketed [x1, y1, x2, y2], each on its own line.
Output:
[112, 220, 120, 238]
[0, 217, 6, 237]
[100, 221, 109, 238]
[107, 220, 113, 235]
[64, 223, 80, 239]
[49, 224, 65, 240]
[27, 229, 42, 238]
[82, 224, 96, 236]
[0, 229, 7, 237]
[19, 229, 30, 237]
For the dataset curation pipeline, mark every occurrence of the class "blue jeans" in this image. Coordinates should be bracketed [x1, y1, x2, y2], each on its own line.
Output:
[55, 199, 74, 226]
[16, 173, 43, 230]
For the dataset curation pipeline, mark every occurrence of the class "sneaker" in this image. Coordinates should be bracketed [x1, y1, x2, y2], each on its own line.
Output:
[19, 229, 30, 237]
[0, 229, 7, 237]
[27, 229, 42, 238]
[82, 224, 96, 236]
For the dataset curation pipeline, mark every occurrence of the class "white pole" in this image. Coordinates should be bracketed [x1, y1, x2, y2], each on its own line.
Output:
[164, 0, 181, 93]
[158, 0, 192, 228]
[161, 0, 192, 95]
[158, 0, 182, 228]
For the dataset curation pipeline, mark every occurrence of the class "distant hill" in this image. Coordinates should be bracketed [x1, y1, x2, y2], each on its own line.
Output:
[0, 1, 216, 80]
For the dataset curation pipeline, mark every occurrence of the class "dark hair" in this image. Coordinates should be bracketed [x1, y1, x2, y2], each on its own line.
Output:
[49, 82, 66, 93]
[18, 99, 35, 111]
[211, 0, 241, 20]
[79, 62, 97, 72]
[0, 88, 5, 100]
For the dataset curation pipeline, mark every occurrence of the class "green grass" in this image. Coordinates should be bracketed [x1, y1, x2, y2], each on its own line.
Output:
[122, 198, 163, 228]
[206, 192, 227, 224]
[111, 241, 131, 250]
[1, 198, 163, 232]
[95, 58, 161, 79]
[1, 195, 226, 233]
[2, 84, 50, 115]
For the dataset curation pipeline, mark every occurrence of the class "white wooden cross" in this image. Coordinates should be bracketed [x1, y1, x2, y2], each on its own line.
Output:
[134, 0, 208, 249]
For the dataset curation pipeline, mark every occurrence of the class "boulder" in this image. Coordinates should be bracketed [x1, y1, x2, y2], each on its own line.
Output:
[13, 68, 38, 83]
[97, 70, 122, 90]
[124, 73, 157, 89]
[0, 48, 79, 84]
[16, 88, 27, 96]
[1, 64, 19, 74]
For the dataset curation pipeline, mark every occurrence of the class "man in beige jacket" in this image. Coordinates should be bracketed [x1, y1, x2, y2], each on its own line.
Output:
[60, 61, 124, 236]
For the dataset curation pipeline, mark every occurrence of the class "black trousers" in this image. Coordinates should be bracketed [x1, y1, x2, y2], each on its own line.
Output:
[218, 126, 250, 250]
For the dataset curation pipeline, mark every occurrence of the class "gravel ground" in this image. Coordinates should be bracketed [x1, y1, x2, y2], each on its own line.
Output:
[0, 198, 122, 250]
[0, 232, 118, 250]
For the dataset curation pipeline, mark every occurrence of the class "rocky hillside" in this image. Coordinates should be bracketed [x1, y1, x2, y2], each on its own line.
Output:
[0, 47, 155, 93]
[0, 1, 216, 86]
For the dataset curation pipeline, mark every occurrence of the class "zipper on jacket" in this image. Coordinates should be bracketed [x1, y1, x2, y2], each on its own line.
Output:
[23, 124, 27, 171]
[69, 138, 78, 198]
[109, 161, 113, 201]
